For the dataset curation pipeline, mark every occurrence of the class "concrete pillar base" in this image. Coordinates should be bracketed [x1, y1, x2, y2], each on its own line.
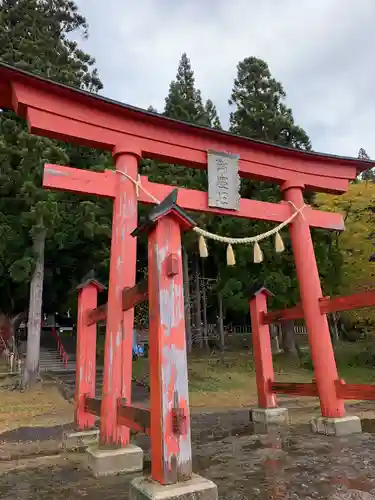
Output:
[63, 429, 99, 451]
[86, 444, 143, 477]
[129, 474, 218, 500]
[311, 416, 362, 436]
[250, 407, 288, 425]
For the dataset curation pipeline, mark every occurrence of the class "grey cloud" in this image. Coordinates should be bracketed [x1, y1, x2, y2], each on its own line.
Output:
[75, 0, 375, 158]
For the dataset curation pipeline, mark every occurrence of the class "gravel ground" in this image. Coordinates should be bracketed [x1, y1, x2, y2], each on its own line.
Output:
[2, 408, 375, 499]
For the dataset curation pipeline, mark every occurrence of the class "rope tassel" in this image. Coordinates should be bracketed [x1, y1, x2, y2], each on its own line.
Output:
[275, 232, 285, 253]
[253, 242, 263, 264]
[199, 235, 208, 258]
[226, 244, 236, 266]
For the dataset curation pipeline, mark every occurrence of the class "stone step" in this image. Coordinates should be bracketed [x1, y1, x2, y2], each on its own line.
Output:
[38, 346, 76, 373]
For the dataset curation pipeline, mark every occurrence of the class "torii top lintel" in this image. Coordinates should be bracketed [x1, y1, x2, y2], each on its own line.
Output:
[0, 62, 372, 194]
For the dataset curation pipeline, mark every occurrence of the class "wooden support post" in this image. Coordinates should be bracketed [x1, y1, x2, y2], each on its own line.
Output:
[100, 147, 140, 447]
[249, 287, 277, 409]
[148, 215, 192, 484]
[135, 190, 194, 485]
[282, 182, 344, 418]
[75, 276, 105, 430]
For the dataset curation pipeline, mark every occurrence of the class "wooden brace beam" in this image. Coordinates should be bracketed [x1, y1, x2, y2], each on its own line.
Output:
[272, 380, 375, 401]
[85, 280, 148, 326]
[320, 290, 375, 315]
[263, 290, 375, 325]
[270, 381, 319, 397]
[43, 164, 345, 231]
[117, 401, 151, 434]
[86, 303, 107, 326]
[122, 280, 148, 312]
[335, 380, 375, 401]
[85, 396, 102, 416]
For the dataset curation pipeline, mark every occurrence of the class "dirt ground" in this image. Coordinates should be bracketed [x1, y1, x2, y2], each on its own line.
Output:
[2, 378, 375, 499]
[0, 381, 73, 434]
[2, 406, 375, 499]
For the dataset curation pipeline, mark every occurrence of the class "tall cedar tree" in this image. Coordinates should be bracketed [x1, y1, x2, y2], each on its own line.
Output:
[139, 54, 223, 336]
[229, 57, 311, 149]
[221, 57, 342, 348]
[140, 53, 222, 230]
[0, 0, 109, 386]
[164, 53, 221, 128]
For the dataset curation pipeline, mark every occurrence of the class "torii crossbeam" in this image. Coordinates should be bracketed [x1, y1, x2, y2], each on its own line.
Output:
[0, 63, 373, 454]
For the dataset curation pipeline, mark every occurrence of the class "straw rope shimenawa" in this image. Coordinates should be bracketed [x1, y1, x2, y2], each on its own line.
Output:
[117, 170, 306, 266]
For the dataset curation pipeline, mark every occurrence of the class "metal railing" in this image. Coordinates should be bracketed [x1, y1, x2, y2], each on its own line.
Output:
[51, 327, 69, 368]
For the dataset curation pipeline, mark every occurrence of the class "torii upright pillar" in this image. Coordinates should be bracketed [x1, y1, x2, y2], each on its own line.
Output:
[130, 190, 218, 500]
[86, 146, 144, 477]
[283, 182, 361, 435]
[248, 284, 288, 425]
[99, 146, 140, 448]
[63, 272, 104, 451]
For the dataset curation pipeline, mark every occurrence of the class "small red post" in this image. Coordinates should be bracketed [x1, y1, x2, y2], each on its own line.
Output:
[134, 189, 194, 485]
[100, 146, 140, 447]
[282, 182, 344, 418]
[249, 286, 277, 409]
[75, 274, 105, 430]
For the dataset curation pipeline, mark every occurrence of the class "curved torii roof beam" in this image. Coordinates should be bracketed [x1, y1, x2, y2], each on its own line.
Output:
[0, 62, 372, 196]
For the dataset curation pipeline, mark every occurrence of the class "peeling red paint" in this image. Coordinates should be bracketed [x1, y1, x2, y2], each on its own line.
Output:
[249, 291, 277, 409]
[99, 150, 139, 447]
[148, 215, 192, 485]
[75, 283, 98, 430]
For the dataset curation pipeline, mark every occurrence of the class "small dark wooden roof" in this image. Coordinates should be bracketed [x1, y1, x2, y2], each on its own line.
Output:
[132, 189, 196, 236]
[76, 270, 106, 291]
[247, 281, 273, 299]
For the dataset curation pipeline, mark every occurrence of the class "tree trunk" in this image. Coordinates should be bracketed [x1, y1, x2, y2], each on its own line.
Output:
[328, 312, 340, 345]
[194, 257, 203, 349]
[182, 247, 192, 353]
[270, 323, 281, 354]
[201, 261, 209, 351]
[22, 226, 46, 388]
[281, 319, 299, 358]
[218, 292, 225, 352]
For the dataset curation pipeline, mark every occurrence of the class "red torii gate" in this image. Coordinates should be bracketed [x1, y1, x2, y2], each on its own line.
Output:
[0, 62, 373, 494]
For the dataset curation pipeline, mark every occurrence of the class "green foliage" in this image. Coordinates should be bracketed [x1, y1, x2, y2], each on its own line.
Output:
[0, 11, 354, 333]
[229, 57, 311, 149]
[316, 182, 375, 329]
[358, 148, 375, 182]
[140, 53, 222, 254]
[164, 53, 220, 128]
[0, 0, 111, 315]
[213, 57, 313, 314]
[0, 0, 102, 90]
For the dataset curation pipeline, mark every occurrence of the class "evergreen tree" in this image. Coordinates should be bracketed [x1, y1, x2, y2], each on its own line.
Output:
[229, 57, 311, 149]
[141, 53, 222, 192]
[164, 53, 221, 129]
[221, 56, 342, 352]
[0, 0, 102, 90]
[164, 53, 206, 125]
[0, 0, 108, 386]
[358, 148, 375, 181]
[204, 99, 222, 129]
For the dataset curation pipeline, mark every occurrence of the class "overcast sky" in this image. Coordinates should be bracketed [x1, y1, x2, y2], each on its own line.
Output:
[74, 0, 375, 159]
